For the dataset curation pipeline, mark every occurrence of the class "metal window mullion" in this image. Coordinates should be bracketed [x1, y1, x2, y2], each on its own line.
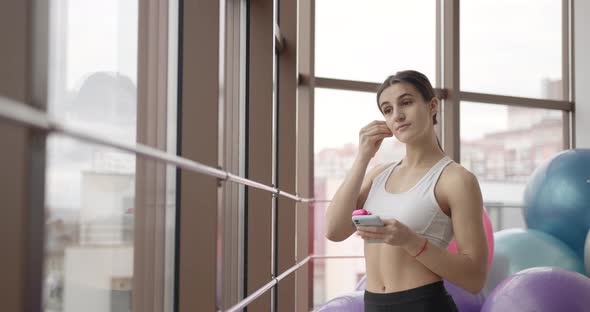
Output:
[296, 0, 315, 309]
[217, 0, 229, 309]
[459, 92, 573, 111]
[243, 0, 249, 305]
[562, 0, 571, 149]
[26, 1, 51, 311]
[442, 0, 460, 162]
[314, 77, 380, 93]
[561, 0, 571, 101]
[135, 0, 174, 311]
[567, 0, 576, 148]
[314, 77, 448, 99]
[435, 0, 442, 89]
[435, 0, 443, 149]
[221, 0, 248, 309]
[238, 1, 248, 309]
[163, 0, 179, 311]
[271, 1, 280, 310]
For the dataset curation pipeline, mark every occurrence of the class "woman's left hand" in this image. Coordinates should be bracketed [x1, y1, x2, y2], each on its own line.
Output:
[356, 219, 423, 251]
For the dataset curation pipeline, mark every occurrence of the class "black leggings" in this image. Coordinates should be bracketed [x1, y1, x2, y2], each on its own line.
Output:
[364, 281, 459, 312]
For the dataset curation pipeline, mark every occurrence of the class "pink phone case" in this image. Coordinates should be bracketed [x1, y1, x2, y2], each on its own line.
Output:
[352, 209, 371, 216]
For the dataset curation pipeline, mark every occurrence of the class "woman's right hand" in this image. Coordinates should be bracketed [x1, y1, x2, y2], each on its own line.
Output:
[358, 120, 393, 161]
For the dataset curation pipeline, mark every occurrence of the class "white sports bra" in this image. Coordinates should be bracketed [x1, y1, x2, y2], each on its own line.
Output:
[362, 156, 454, 248]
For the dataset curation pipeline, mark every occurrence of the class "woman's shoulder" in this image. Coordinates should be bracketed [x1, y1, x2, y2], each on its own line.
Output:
[439, 161, 479, 187]
[436, 161, 483, 214]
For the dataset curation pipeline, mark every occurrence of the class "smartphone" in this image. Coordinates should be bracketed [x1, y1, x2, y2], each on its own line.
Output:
[352, 215, 384, 243]
[352, 215, 384, 227]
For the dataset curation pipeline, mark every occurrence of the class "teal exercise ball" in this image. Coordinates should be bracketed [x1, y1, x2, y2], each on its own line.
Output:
[585, 230, 590, 275]
[524, 149, 590, 259]
[492, 229, 585, 277]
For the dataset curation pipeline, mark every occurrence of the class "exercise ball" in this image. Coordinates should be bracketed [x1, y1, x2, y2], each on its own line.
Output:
[524, 149, 590, 259]
[482, 267, 590, 312]
[493, 228, 585, 275]
[316, 290, 364, 312]
[443, 280, 484, 312]
[585, 230, 590, 275]
[480, 253, 512, 298]
[448, 207, 494, 267]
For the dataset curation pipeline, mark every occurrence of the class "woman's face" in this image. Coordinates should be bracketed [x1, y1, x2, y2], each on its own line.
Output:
[377, 82, 437, 144]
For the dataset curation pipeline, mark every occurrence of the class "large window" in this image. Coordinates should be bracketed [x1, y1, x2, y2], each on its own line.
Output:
[312, 0, 571, 308]
[44, 2, 143, 311]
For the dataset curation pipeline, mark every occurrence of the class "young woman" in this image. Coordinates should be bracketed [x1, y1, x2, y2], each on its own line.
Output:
[324, 70, 488, 311]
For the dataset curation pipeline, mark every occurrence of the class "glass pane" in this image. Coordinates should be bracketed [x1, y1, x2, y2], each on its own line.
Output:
[460, 102, 564, 231]
[315, 0, 436, 85]
[45, 136, 137, 312]
[45, 1, 139, 311]
[48, 0, 138, 143]
[311, 251, 366, 309]
[313, 88, 403, 306]
[461, 0, 563, 100]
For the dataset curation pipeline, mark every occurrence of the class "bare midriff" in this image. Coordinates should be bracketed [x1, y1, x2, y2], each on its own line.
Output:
[364, 241, 441, 293]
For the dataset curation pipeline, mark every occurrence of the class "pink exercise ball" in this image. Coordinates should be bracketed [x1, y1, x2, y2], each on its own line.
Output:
[447, 207, 494, 267]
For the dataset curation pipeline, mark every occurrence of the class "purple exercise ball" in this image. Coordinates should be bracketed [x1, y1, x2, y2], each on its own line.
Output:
[443, 280, 485, 312]
[482, 267, 590, 312]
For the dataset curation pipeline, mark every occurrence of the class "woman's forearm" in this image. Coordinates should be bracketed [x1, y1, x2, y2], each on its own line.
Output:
[324, 156, 371, 241]
[404, 235, 487, 294]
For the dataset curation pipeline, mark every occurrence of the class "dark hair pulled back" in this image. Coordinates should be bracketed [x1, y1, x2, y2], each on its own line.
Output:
[376, 70, 438, 125]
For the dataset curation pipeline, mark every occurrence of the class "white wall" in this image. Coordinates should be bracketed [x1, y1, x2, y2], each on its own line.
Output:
[575, 0, 590, 147]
